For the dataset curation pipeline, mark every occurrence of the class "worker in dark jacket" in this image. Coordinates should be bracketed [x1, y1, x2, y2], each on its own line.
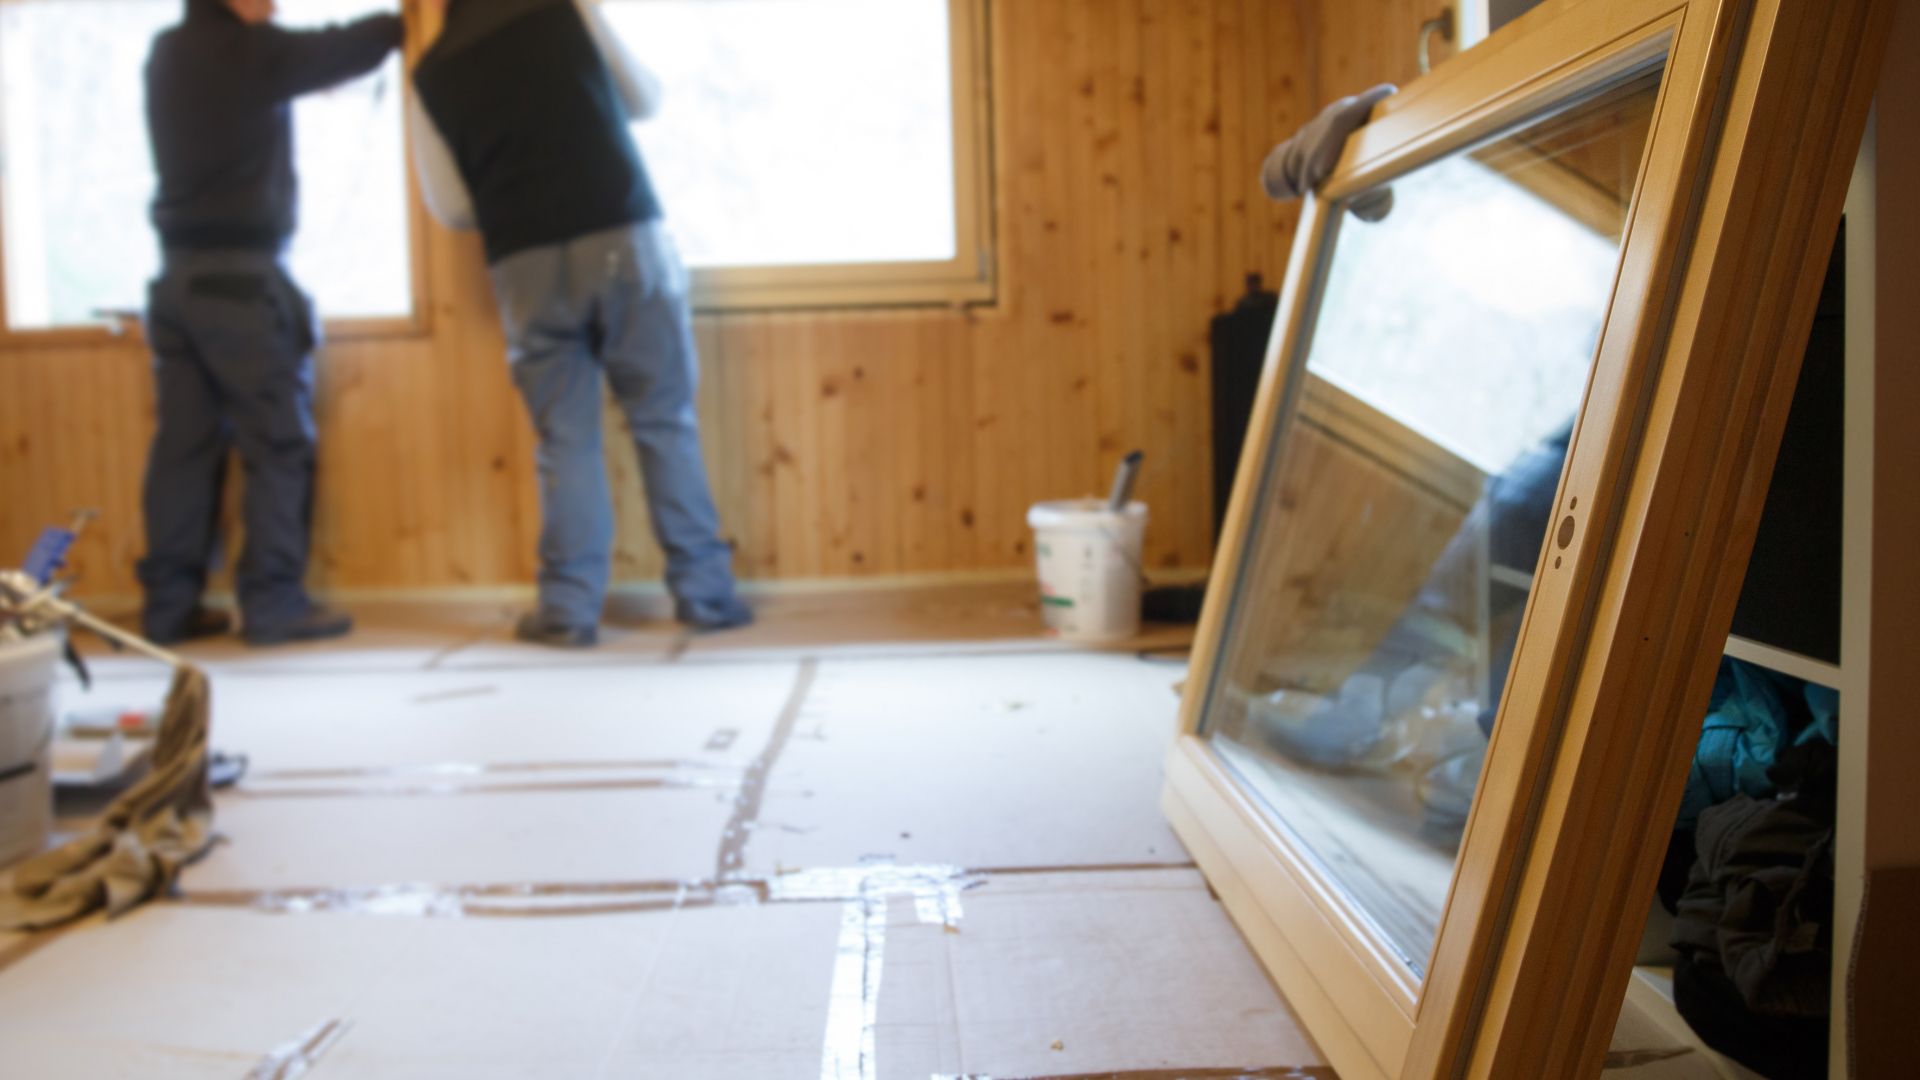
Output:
[140, 0, 402, 646]
[410, 0, 750, 647]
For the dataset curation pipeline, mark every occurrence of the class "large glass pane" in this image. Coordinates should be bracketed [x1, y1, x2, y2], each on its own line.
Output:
[604, 0, 956, 269]
[1199, 71, 1661, 977]
[0, 0, 410, 330]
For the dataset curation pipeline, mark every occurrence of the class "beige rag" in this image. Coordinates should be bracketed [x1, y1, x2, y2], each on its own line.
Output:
[0, 665, 215, 931]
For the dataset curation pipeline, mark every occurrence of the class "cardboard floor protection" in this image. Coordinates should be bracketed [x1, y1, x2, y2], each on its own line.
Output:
[63, 661, 805, 893]
[185, 784, 740, 892]
[54, 662, 795, 779]
[876, 868, 1322, 1077]
[738, 653, 1190, 877]
[0, 870, 1331, 1080]
[199, 662, 798, 775]
[0, 902, 841, 1080]
[6, 599, 1716, 1077]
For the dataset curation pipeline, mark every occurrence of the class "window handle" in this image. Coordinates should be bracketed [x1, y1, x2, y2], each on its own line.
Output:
[1418, 8, 1457, 75]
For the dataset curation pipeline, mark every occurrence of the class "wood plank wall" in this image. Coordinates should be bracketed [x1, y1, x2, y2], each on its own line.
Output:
[1312, 0, 1452, 102]
[0, 0, 1325, 603]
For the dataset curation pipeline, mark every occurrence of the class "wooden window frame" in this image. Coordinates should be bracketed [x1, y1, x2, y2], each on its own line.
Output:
[1160, 0, 1890, 1077]
[645, 0, 997, 313]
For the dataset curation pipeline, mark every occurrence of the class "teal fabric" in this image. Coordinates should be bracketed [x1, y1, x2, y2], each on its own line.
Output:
[1679, 658, 1834, 831]
[1799, 682, 1839, 746]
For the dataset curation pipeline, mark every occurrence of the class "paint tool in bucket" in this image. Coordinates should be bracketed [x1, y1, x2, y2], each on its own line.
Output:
[1107, 450, 1145, 510]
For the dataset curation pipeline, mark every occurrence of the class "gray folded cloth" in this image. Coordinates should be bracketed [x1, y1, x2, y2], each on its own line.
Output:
[0, 665, 214, 931]
[1261, 83, 1397, 222]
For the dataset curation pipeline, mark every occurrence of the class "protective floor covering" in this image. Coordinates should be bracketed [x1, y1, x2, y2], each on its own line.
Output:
[0, 870, 1318, 1080]
[739, 654, 1189, 876]
[8, 596, 1719, 1077]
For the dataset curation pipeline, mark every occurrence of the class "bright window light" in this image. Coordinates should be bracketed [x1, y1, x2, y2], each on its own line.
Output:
[1306, 154, 1620, 475]
[602, 0, 958, 269]
[0, 0, 411, 332]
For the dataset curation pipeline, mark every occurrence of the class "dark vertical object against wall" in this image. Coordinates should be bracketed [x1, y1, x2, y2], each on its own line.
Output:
[1729, 226, 1846, 664]
[1141, 276, 1276, 624]
[1209, 274, 1279, 538]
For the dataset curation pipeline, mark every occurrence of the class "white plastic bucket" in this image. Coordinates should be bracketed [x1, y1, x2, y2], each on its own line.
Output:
[1027, 499, 1148, 642]
[0, 633, 60, 868]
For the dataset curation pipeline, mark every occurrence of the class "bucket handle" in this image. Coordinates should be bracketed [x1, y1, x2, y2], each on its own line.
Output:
[1096, 524, 1151, 590]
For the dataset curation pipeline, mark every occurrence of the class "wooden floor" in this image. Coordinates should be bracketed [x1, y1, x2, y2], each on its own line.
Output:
[0, 585, 1730, 1078]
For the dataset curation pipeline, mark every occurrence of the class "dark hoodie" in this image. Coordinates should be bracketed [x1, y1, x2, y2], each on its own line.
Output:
[146, 0, 402, 253]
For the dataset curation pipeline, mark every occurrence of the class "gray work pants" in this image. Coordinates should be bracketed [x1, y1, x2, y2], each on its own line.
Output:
[489, 221, 736, 626]
[138, 250, 320, 635]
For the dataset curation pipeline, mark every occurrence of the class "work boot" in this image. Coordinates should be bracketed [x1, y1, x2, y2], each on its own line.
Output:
[143, 606, 233, 646]
[242, 605, 353, 647]
[675, 594, 754, 634]
[514, 612, 599, 649]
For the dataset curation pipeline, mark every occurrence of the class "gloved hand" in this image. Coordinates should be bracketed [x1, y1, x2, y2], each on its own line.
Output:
[1260, 83, 1397, 222]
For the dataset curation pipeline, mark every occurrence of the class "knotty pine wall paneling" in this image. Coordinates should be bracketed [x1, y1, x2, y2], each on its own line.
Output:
[0, 0, 1317, 603]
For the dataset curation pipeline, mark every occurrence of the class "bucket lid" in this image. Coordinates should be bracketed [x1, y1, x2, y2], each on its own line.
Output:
[1027, 498, 1148, 530]
[0, 630, 64, 663]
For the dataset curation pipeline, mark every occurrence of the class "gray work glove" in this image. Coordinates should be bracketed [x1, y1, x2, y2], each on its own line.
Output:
[1260, 83, 1397, 222]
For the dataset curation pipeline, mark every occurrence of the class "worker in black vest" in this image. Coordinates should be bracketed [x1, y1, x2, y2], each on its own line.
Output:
[140, 0, 402, 646]
[411, 0, 750, 647]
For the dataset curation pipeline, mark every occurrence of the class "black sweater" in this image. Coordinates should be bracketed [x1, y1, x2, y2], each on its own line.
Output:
[146, 0, 401, 252]
[414, 0, 662, 264]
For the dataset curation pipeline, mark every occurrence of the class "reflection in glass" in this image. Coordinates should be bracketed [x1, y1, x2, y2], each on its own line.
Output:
[1200, 72, 1661, 977]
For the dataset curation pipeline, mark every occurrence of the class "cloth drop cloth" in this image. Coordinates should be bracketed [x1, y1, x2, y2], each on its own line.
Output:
[1, 665, 214, 931]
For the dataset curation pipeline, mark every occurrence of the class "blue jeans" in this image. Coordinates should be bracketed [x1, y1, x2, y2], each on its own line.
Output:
[489, 222, 737, 626]
[139, 249, 321, 634]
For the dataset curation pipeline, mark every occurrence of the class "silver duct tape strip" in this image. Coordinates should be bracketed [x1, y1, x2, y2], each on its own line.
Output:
[812, 863, 986, 1080]
[245, 1018, 352, 1080]
[181, 880, 764, 920]
[770, 864, 984, 919]
[175, 863, 1180, 922]
[183, 864, 985, 921]
[823, 896, 885, 1080]
[915, 892, 958, 929]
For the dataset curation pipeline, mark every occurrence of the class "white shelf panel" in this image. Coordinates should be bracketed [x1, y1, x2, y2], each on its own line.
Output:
[1723, 635, 1843, 689]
